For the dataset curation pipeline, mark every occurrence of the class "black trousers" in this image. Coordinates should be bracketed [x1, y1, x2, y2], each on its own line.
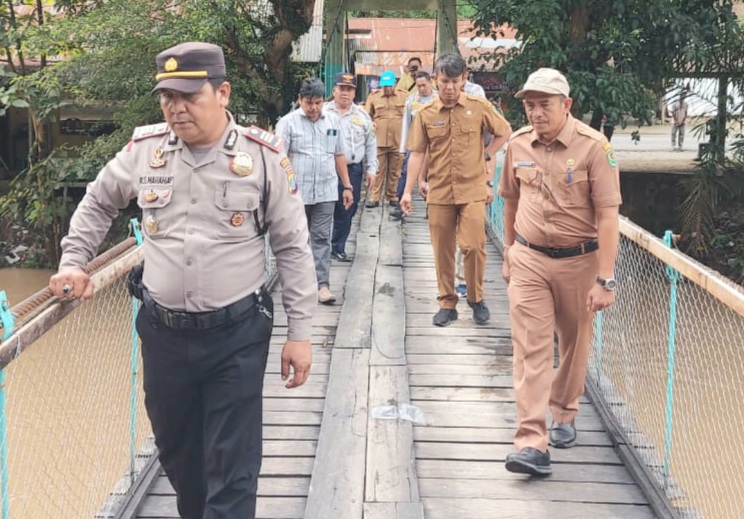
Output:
[136, 296, 274, 519]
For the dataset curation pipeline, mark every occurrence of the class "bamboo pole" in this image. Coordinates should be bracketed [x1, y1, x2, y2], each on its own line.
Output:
[0, 247, 144, 371]
[619, 217, 744, 319]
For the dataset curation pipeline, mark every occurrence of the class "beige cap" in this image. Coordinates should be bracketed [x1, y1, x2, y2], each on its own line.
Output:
[515, 68, 570, 98]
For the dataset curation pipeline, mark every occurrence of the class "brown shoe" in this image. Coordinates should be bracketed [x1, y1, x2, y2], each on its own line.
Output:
[318, 287, 337, 305]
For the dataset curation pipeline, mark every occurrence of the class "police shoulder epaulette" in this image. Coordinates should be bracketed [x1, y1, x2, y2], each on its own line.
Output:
[131, 122, 170, 142]
[575, 122, 604, 142]
[244, 125, 282, 152]
[509, 126, 533, 141]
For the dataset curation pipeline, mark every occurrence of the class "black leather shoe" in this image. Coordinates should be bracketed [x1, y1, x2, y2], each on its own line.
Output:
[505, 447, 552, 476]
[468, 300, 490, 324]
[389, 200, 399, 207]
[331, 251, 351, 262]
[365, 200, 380, 208]
[549, 422, 577, 448]
[432, 308, 458, 327]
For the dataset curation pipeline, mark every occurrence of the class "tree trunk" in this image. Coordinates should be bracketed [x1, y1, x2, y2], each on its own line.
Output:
[589, 110, 603, 131]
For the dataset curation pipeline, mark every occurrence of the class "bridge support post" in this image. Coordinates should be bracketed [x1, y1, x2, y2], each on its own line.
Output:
[128, 220, 144, 484]
[662, 231, 679, 482]
[0, 292, 13, 519]
[436, 0, 458, 57]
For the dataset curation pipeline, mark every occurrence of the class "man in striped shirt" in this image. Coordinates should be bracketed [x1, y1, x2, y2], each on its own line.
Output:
[276, 78, 353, 305]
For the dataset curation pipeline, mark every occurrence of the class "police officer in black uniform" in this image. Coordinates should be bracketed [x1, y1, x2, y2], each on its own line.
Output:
[49, 42, 317, 519]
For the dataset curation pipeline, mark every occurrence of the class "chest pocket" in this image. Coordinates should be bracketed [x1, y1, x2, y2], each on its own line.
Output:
[557, 169, 590, 206]
[137, 186, 174, 239]
[213, 183, 261, 242]
[458, 124, 477, 146]
[325, 130, 339, 154]
[426, 123, 449, 143]
[515, 167, 541, 203]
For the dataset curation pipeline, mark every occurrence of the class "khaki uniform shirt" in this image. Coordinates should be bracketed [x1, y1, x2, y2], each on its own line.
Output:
[396, 75, 416, 94]
[406, 92, 510, 205]
[364, 90, 409, 148]
[498, 115, 623, 248]
[59, 113, 317, 340]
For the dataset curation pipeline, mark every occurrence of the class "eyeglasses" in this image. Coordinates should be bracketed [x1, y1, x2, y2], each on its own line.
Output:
[409, 65, 419, 72]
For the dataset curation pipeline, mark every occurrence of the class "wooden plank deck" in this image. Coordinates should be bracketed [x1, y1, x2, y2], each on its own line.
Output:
[133, 199, 656, 519]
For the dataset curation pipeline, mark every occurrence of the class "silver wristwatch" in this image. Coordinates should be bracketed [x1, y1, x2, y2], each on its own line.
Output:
[596, 276, 617, 291]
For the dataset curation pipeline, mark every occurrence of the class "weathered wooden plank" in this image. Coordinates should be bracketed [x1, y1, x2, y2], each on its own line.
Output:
[415, 442, 623, 465]
[263, 382, 327, 398]
[421, 498, 654, 519]
[304, 348, 370, 519]
[263, 398, 325, 412]
[363, 502, 425, 519]
[415, 459, 637, 484]
[378, 206, 403, 267]
[413, 426, 612, 447]
[366, 365, 419, 502]
[407, 354, 513, 366]
[262, 440, 317, 456]
[260, 456, 315, 476]
[411, 386, 516, 402]
[262, 411, 322, 426]
[150, 475, 311, 496]
[419, 477, 648, 504]
[408, 363, 512, 376]
[405, 337, 514, 355]
[263, 425, 319, 440]
[370, 265, 406, 365]
[405, 326, 511, 337]
[409, 374, 513, 388]
[333, 211, 380, 349]
[137, 496, 306, 518]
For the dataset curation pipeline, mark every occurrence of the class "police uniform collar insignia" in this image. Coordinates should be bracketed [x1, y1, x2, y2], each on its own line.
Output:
[149, 147, 166, 168]
[167, 131, 178, 145]
[245, 125, 281, 152]
[230, 152, 254, 176]
[224, 129, 238, 150]
[132, 122, 170, 142]
[230, 212, 245, 227]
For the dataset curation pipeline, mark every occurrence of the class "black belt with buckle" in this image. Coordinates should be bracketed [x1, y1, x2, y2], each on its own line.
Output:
[515, 234, 598, 259]
[142, 288, 265, 331]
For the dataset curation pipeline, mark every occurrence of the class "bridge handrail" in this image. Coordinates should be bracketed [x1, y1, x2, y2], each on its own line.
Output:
[0, 242, 143, 371]
[618, 217, 744, 319]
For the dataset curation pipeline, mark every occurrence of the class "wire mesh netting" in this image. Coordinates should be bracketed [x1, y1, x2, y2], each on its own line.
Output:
[588, 232, 744, 519]
[1, 276, 152, 519]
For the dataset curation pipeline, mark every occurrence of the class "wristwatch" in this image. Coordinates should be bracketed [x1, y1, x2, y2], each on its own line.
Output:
[343, 186, 353, 191]
[486, 180, 494, 188]
[596, 276, 617, 291]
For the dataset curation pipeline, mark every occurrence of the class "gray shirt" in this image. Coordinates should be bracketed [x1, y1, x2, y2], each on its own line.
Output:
[275, 108, 345, 205]
[324, 101, 378, 175]
[400, 91, 438, 153]
[60, 113, 317, 340]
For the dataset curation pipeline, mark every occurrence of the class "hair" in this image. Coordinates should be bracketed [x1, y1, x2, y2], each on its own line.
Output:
[298, 77, 325, 99]
[414, 71, 431, 82]
[208, 77, 227, 90]
[408, 56, 422, 66]
[434, 53, 467, 79]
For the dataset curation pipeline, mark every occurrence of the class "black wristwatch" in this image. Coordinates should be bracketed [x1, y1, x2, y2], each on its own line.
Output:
[343, 186, 353, 191]
[486, 180, 494, 188]
[596, 276, 617, 291]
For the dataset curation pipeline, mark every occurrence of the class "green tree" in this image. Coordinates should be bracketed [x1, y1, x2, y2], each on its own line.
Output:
[0, 0, 317, 266]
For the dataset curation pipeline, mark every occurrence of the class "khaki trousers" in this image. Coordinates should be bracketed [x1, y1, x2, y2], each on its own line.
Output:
[370, 147, 403, 203]
[507, 242, 598, 452]
[428, 202, 486, 308]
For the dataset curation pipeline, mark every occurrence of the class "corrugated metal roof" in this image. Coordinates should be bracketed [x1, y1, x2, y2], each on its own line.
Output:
[347, 18, 517, 75]
[292, 0, 325, 62]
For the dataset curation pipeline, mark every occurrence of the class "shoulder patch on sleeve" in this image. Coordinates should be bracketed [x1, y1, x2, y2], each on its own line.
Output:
[132, 122, 170, 142]
[509, 126, 533, 141]
[280, 156, 298, 194]
[245, 126, 282, 152]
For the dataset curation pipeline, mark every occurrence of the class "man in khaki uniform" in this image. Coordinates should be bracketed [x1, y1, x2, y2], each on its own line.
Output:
[365, 70, 409, 208]
[48, 42, 317, 518]
[395, 56, 422, 94]
[499, 68, 621, 476]
[400, 53, 511, 327]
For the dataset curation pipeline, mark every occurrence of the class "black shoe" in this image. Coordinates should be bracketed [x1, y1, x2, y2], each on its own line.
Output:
[468, 300, 490, 324]
[549, 422, 577, 449]
[505, 447, 552, 476]
[331, 250, 351, 262]
[365, 200, 380, 208]
[432, 308, 458, 327]
[390, 208, 403, 221]
[389, 200, 399, 207]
